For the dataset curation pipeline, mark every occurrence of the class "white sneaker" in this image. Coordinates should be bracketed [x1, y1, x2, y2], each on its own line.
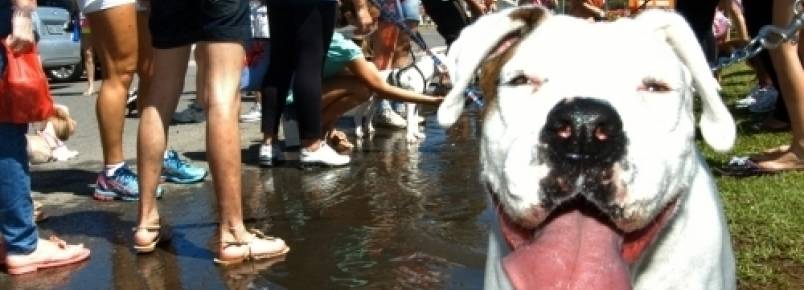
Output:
[240, 104, 262, 123]
[172, 103, 205, 124]
[375, 108, 407, 129]
[258, 143, 282, 167]
[300, 143, 350, 167]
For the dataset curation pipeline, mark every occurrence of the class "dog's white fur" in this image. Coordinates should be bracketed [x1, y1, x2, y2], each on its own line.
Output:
[438, 7, 736, 289]
[354, 47, 448, 143]
[26, 104, 78, 164]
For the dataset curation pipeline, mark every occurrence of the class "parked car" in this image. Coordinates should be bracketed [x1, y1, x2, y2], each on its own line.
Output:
[34, 0, 83, 82]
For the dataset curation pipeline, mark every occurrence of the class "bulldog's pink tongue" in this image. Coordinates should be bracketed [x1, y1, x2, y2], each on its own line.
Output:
[502, 210, 632, 290]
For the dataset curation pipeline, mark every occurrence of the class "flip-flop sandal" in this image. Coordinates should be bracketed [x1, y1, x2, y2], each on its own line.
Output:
[6, 236, 91, 275]
[716, 156, 804, 177]
[214, 229, 290, 266]
[132, 225, 172, 254]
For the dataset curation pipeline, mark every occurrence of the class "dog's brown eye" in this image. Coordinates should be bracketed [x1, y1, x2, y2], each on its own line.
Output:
[639, 79, 672, 92]
[505, 75, 530, 86]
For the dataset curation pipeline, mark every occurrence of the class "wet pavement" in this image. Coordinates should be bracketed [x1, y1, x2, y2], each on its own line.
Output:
[3, 112, 492, 290]
[0, 27, 497, 289]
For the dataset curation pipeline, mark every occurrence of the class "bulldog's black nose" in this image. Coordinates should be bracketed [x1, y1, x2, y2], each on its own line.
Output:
[541, 98, 626, 166]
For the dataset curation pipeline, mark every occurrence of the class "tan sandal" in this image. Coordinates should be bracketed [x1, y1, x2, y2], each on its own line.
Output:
[33, 200, 47, 223]
[328, 130, 354, 154]
[213, 229, 290, 266]
[132, 225, 170, 254]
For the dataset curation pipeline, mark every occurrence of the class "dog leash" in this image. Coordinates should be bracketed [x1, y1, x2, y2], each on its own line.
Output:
[712, 0, 804, 72]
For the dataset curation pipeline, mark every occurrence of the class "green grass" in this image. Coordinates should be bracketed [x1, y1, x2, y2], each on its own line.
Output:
[700, 63, 804, 289]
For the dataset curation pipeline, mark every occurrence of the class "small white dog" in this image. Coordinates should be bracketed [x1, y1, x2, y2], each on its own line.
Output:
[438, 6, 736, 290]
[27, 104, 78, 164]
[354, 47, 449, 143]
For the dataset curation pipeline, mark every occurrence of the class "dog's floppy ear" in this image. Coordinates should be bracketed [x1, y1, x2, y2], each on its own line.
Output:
[637, 10, 736, 152]
[437, 6, 549, 128]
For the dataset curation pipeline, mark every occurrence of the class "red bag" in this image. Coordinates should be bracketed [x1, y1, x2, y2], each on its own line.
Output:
[0, 45, 54, 124]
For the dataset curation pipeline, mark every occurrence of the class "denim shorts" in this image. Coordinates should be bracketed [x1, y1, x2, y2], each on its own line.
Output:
[150, 0, 250, 49]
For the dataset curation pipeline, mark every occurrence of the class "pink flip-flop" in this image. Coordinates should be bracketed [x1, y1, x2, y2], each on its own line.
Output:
[6, 236, 91, 275]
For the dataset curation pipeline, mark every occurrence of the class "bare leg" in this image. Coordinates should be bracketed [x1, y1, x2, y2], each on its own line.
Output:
[321, 76, 372, 133]
[134, 46, 190, 246]
[82, 34, 95, 96]
[195, 41, 286, 257]
[88, 4, 138, 166]
[758, 0, 804, 169]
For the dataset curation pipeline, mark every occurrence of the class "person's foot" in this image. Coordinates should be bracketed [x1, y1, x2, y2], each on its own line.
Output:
[94, 164, 163, 201]
[162, 150, 207, 183]
[300, 143, 350, 167]
[83, 87, 94, 96]
[5, 236, 91, 275]
[132, 221, 172, 254]
[215, 229, 289, 265]
[258, 144, 282, 167]
[375, 108, 407, 129]
[239, 104, 262, 123]
[172, 103, 206, 124]
[752, 147, 804, 170]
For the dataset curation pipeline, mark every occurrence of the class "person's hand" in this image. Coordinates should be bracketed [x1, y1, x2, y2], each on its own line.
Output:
[6, 6, 35, 53]
[430, 96, 445, 105]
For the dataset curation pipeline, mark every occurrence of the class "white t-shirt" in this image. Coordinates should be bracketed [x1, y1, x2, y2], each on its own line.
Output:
[250, 0, 270, 39]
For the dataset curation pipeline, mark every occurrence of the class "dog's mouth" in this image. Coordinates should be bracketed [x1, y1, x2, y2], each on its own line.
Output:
[494, 193, 678, 290]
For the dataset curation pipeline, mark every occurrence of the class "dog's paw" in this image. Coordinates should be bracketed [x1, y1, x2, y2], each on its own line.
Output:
[355, 125, 365, 138]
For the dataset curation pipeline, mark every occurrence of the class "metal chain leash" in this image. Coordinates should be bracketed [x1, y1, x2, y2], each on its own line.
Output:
[711, 0, 804, 72]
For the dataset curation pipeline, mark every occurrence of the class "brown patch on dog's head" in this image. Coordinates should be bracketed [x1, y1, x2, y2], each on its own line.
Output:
[509, 6, 548, 33]
[49, 105, 76, 141]
[478, 7, 547, 118]
[479, 36, 522, 119]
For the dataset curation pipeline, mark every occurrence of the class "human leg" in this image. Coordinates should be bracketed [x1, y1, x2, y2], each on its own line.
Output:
[675, 0, 720, 64]
[754, 0, 804, 170]
[743, 0, 790, 128]
[197, 41, 287, 261]
[88, 4, 148, 200]
[322, 76, 373, 133]
[293, 2, 335, 149]
[81, 34, 95, 96]
[87, 4, 138, 167]
[261, 5, 295, 148]
[133, 46, 191, 251]
[1, 124, 89, 274]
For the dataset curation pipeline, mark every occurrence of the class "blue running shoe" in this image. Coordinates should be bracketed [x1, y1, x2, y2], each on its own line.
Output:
[162, 150, 207, 184]
[94, 165, 163, 201]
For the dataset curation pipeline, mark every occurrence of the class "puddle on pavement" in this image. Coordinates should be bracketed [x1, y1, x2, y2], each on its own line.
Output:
[2, 111, 494, 290]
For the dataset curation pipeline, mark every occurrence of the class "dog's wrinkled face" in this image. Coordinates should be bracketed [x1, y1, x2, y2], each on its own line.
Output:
[438, 7, 735, 289]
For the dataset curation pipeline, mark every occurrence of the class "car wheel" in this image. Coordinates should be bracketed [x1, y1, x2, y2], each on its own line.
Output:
[46, 62, 84, 82]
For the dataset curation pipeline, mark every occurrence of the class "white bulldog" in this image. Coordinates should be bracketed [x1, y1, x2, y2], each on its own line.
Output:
[437, 6, 736, 290]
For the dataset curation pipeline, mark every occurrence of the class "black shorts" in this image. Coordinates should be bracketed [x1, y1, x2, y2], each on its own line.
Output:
[150, 0, 249, 49]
